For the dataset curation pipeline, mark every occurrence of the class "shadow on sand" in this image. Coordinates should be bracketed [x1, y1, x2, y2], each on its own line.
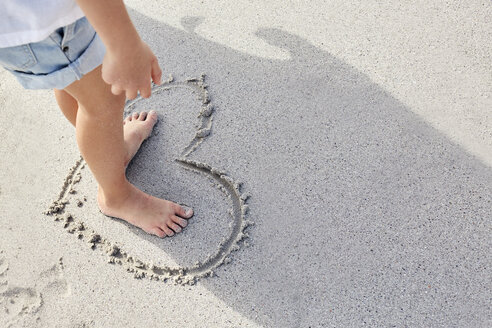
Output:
[123, 8, 491, 327]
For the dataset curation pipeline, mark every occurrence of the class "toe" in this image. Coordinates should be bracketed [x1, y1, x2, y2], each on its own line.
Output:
[125, 115, 132, 122]
[147, 110, 158, 121]
[138, 111, 148, 121]
[132, 112, 139, 120]
[169, 223, 182, 233]
[149, 227, 166, 238]
[161, 225, 174, 237]
[172, 215, 188, 228]
[173, 203, 193, 218]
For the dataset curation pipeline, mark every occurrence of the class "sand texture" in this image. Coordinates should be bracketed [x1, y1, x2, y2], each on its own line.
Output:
[1, 1, 491, 327]
[44, 76, 252, 284]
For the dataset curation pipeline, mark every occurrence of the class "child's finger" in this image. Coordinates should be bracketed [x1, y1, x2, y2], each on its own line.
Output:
[111, 84, 124, 96]
[140, 83, 151, 99]
[125, 88, 138, 100]
[151, 58, 162, 85]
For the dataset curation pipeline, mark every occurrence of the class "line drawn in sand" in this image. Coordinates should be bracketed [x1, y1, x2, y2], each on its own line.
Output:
[45, 75, 253, 285]
[0, 252, 70, 327]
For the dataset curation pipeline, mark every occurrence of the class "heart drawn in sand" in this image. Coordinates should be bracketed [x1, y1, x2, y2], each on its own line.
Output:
[45, 75, 252, 285]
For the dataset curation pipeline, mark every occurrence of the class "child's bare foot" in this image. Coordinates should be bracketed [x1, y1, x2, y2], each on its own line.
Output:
[123, 110, 158, 167]
[98, 183, 193, 238]
[97, 110, 193, 238]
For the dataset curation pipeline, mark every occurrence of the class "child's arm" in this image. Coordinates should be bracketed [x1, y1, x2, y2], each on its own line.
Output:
[76, 0, 162, 99]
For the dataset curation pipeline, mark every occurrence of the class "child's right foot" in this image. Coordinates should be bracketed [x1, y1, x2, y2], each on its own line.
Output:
[97, 183, 193, 238]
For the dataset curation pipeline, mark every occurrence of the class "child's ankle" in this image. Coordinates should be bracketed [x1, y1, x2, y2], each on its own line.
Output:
[97, 182, 133, 208]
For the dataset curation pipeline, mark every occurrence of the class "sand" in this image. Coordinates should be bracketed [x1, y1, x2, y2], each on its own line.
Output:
[0, 1, 491, 327]
[44, 75, 252, 285]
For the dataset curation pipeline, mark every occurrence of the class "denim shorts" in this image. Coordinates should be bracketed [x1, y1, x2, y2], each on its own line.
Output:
[0, 17, 105, 90]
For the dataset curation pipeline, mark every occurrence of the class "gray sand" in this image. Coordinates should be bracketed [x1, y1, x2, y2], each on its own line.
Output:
[45, 77, 251, 283]
[0, 1, 491, 327]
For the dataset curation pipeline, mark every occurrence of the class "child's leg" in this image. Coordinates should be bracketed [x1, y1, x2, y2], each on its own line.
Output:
[54, 89, 78, 127]
[55, 88, 153, 166]
[64, 65, 192, 238]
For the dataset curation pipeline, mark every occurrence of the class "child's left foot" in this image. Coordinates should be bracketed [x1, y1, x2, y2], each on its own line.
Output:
[122, 110, 158, 166]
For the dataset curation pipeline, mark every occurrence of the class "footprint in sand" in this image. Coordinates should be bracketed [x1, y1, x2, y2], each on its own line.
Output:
[0, 253, 70, 327]
[45, 75, 253, 284]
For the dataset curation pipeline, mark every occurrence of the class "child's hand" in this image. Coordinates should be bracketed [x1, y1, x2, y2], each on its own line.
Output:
[101, 40, 162, 99]
[75, 0, 162, 99]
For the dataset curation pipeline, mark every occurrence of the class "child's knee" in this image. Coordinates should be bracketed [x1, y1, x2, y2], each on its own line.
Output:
[65, 67, 126, 115]
[80, 93, 125, 116]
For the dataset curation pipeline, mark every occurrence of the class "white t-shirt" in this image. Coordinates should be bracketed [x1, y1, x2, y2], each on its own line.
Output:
[0, 0, 84, 48]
